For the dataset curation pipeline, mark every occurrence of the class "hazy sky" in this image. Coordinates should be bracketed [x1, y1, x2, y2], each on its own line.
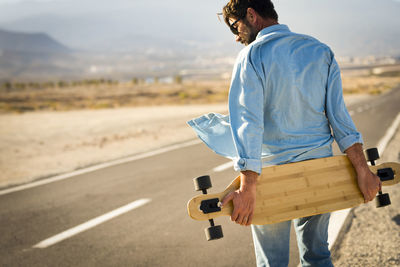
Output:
[0, 0, 400, 56]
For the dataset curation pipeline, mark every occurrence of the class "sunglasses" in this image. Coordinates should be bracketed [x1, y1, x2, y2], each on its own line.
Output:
[217, 13, 243, 35]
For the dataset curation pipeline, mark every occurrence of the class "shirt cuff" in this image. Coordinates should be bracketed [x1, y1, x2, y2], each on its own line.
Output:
[233, 158, 262, 175]
[336, 133, 363, 153]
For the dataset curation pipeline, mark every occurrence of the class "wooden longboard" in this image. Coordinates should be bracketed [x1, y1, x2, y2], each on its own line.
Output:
[187, 155, 400, 225]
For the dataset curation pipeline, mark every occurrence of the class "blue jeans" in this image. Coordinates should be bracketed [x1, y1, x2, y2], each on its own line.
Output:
[251, 213, 333, 267]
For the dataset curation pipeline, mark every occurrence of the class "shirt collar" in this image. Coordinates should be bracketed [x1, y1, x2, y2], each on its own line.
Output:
[256, 24, 290, 39]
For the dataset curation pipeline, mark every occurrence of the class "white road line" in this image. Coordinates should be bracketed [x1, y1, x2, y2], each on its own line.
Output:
[377, 112, 400, 154]
[0, 139, 201, 196]
[327, 208, 351, 250]
[33, 198, 151, 249]
[212, 161, 234, 172]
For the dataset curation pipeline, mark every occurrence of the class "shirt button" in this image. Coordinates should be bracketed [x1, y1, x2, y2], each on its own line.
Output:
[238, 159, 245, 166]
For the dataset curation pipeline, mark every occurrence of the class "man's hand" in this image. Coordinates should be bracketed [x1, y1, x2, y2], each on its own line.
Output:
[345, 143, 381, 203]
[356, 168, 382, 203]
[221, 170, 258, 226]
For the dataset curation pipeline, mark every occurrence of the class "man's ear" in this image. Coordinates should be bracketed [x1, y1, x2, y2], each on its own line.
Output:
[246, 7, 258, 25]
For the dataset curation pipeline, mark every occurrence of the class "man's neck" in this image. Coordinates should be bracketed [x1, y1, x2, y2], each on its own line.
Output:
[258, 19, 278, 32]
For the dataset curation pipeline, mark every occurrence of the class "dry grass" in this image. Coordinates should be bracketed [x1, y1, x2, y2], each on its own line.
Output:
[0, 80, 230, 113]
[1, 74, 399, 113]
[342, 75, 400, 95]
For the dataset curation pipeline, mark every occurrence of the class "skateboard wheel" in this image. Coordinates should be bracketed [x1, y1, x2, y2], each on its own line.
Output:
[205, 225, 223, 241]
[194, 175, 212, 192]
[376, 193, 391, 208]
[366, 148, 380, 162]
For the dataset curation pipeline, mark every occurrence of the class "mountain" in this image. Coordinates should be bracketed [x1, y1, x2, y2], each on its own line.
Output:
[0, 29, 76, 81]
[0, 28, 70, 54]
[0, 27, 238, 82]
[0, 0, 233, 52]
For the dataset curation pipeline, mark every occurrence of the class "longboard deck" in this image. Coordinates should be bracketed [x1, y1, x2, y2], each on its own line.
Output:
[187, 155, 400, 225]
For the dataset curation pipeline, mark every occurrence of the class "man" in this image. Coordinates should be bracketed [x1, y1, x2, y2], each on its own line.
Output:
[188, 0, 381, 266]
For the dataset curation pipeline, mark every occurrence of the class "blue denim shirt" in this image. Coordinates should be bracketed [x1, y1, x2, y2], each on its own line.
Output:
[188, 24, 362, 174]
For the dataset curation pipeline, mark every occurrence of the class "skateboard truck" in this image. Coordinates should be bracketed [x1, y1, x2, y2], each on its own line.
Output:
[193, 175, 224, 241]
[366, 148, 392, 207]
[377, 168, 395, 181]
[200, 198, 221, 214]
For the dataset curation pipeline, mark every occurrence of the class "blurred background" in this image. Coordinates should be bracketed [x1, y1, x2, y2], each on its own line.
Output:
[1, 0, 400, 83]
[0, 0, 399, 112]
[1, 1, 400, 266]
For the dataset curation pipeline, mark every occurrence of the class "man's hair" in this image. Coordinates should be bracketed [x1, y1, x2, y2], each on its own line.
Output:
[223, 0, 278, 24]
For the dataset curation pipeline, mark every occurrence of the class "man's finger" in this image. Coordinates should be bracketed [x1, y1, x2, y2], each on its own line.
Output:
[221, 192, 234, 207]
[241, 214, 251, 226]
[246, 212, 254, 226]
[365, 190, 375, 203]
[231, 207, 239, 222]
[364, 192, 372, 203]
[236, 213, 245, 225]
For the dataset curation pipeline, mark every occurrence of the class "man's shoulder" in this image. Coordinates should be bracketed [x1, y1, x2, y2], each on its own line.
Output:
[262, 29, 330, 50]
[234, 45, 253, 66]
[258, 30, 333, 59]
[234, 28, 333, 66]
[291, 31, 331, 49]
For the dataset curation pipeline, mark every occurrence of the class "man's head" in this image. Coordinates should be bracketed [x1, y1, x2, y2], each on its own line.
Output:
[222, 0, 278, 45]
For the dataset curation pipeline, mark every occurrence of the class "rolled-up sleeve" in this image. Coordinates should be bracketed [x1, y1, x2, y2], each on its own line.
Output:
[325, 53, 363, 152]
[229, 50, 264, 174]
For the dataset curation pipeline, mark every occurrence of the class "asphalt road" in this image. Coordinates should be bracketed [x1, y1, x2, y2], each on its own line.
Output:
[1, 86, 399, 267]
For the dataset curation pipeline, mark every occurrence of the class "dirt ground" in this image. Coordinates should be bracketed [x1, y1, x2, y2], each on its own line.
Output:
[0, 104, 228, 188]
[0, 93, 377, 189]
